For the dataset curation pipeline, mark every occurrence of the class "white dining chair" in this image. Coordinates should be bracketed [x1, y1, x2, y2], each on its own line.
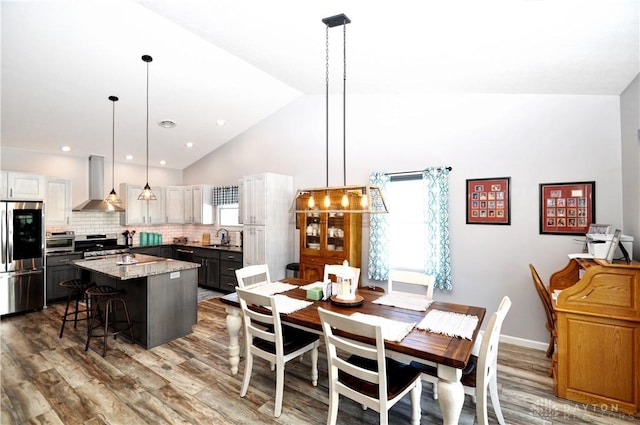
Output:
[387, 269, 435, 299]
[323, 264, 361, 286]
[236, 287, 319, 417]
[318, 307, 422, 425]
[413, 296, 512, 425]
[235, 264, 271, 288]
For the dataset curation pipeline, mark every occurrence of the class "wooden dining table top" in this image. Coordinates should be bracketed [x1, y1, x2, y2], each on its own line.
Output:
[218, 278, 486, 370]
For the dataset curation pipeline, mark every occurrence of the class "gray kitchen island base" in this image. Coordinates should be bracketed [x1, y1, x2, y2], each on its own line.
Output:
[75, 255, 199, 350]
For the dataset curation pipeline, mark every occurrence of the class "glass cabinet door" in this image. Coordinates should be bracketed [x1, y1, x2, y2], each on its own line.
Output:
[326, 212, 345, 255]
[303, 212, 321, 253]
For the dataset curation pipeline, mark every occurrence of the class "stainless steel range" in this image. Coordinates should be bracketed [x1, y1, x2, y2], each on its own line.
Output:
[75, 234, 130, 258]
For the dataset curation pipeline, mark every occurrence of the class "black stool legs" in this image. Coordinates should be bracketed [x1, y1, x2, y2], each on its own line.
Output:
[59, 279, 95, 338]
[85, 286, 135, 357]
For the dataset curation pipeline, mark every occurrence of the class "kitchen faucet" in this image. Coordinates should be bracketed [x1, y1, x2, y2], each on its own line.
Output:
[216, 228, 229, 245]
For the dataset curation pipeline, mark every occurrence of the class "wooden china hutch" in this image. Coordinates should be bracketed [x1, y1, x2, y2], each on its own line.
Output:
[295, 188, 363, 284]
[550, 258, 640, 417]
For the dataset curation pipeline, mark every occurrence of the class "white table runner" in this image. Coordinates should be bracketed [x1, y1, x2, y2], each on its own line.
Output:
[372, 292, 434, 311]
[350, 312, 416, 342]
[246, 281, 298, 295]
[272, 295, 313, 314]
[416, 309, 479, 340]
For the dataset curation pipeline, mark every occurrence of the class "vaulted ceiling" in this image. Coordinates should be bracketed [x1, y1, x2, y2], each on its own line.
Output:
[2, 1, 638, 170]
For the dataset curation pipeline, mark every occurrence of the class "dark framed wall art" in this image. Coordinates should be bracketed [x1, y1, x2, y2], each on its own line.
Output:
[539, 181, 595, 235]
[466, 177, 511, 225]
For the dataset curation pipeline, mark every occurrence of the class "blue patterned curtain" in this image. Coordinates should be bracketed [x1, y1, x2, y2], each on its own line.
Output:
[422, 167, 452, 290]
[367, 172, 390, 280]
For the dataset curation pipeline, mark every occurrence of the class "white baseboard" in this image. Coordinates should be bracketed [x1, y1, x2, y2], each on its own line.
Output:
[501, 333, 548, 352]
[473, 330, 548, 352]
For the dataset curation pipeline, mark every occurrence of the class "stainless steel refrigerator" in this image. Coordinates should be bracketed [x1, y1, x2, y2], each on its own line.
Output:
[0, 201, 45, 316]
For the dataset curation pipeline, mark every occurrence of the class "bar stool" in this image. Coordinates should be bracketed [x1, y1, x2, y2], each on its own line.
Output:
[59, 279, 96, 338]
[85, 285, 135, 357]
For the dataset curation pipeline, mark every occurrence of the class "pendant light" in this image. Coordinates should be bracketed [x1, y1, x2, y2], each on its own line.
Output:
[138, 54, 156, 201]
[290, 14, 388, 214]
[105, 95, 122, 206]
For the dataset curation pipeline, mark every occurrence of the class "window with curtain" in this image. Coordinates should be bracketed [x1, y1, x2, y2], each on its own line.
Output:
[213, 185, 240, 227]
[368, 167, 451, 290]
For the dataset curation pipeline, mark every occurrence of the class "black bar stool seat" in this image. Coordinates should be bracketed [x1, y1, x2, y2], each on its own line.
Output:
[59, 279, 96, 338]
[85, 285, 135, 357]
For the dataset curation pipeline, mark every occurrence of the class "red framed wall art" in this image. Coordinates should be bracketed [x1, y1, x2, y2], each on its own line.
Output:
[539, 181, 595, 235]
[466, 177, 511, 225]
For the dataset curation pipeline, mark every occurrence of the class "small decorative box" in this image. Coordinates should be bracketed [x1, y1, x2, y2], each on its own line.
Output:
[306, 286, 323, 301]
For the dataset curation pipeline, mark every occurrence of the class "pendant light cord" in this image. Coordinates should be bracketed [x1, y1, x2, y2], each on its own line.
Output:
[112, 98, 116, 189]
[146, 59, 150, 183]
[342, 20, 347, 187]
[325, 25, 329, 189]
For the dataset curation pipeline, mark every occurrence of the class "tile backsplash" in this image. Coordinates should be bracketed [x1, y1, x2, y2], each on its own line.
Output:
[47, 212, 239, 247]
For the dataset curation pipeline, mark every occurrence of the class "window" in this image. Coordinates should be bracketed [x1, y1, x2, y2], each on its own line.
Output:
[218, 203, 239, 227]
[387, 177, 425, 270]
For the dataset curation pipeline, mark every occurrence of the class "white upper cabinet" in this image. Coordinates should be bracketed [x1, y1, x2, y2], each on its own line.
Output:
[240, 174, 267, 225]
[165, 186, 185, 223]
[2, 171, 46, 200]
[46, 178, 72, 225]
[184, 185, 214, 224]
[119, 183, 165, 226]
[194, 185, 214, 224]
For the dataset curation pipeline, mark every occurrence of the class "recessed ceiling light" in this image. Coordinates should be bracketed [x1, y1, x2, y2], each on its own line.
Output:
[61, 146, 71, 152]
[125, 155, 133, 160]
[158, 120, 176, 128]
[159, 160, 167, 165]
[216, 119, 226, 126]
[185, 142, 193, 148]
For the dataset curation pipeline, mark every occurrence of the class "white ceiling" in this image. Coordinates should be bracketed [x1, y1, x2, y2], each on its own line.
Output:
[2, 0, 638, 170]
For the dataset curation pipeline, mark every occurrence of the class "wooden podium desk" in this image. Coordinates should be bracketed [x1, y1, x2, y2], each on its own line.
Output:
[550, 258, 640, 417]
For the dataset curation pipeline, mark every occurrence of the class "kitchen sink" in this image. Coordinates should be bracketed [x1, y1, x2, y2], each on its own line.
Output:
[207, 244, 239, 250]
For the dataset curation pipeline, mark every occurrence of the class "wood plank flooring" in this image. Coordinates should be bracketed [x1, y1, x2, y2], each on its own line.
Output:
[2, 297, 638, 424]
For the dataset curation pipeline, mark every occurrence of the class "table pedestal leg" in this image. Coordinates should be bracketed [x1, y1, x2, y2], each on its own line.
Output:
[437, 366, 464, 425]
[225, 306, 242, 375]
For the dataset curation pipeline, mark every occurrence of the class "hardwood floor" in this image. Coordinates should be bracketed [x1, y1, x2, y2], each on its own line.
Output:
[2, 297, 638, 425]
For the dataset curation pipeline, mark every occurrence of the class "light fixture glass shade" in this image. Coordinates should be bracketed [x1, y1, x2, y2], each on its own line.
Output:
[290, 185, 387, 214]
[105, 188, 122, 205]
[137, 183, 157, 201]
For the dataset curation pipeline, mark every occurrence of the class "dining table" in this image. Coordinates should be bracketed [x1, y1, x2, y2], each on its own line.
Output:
[217, 278, 486, 425]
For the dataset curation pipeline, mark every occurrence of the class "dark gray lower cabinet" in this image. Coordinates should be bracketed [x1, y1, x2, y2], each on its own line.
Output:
[131, 245, 172, 258]
[193, 248, 220, 289]
[46, 253, 82, 303]
[219, 251, 243, 292]
[87, 268, 198, 349]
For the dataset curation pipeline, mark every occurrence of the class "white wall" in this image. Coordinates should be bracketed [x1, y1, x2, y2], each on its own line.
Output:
[0, 147, 183, 207]
[620, 74, 640, 261]
[186, 93, 624, 345]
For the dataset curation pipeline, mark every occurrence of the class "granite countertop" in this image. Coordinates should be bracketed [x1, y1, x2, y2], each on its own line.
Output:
[175, 242, 243, 253]
[72, 254, 200, 281]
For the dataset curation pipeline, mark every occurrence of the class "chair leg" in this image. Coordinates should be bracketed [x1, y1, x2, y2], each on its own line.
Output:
[240, 352, 253, 398]
[274, 361, 285, 417]
[85, 298, 98, 352]
[476, 383, 489, 425]
[59, 291, 73, 338]
[327, 389, 339, 425]
[310, 345, 318, 386]
[432, 380, 439, 400]
[546, 336, 554, 358]
[102, 301, 110, 357]
[410, 379, 422, 425]
[489, 374, 505, 425]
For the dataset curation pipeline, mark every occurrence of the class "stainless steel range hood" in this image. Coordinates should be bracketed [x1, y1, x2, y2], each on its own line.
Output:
[72, 155, 125, 212]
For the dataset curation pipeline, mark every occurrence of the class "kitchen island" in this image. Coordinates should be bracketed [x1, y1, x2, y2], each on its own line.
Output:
[73, 254, 199, 349]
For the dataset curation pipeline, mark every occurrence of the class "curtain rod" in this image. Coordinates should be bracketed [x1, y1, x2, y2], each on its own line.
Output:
[386, 166, 452, 176]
